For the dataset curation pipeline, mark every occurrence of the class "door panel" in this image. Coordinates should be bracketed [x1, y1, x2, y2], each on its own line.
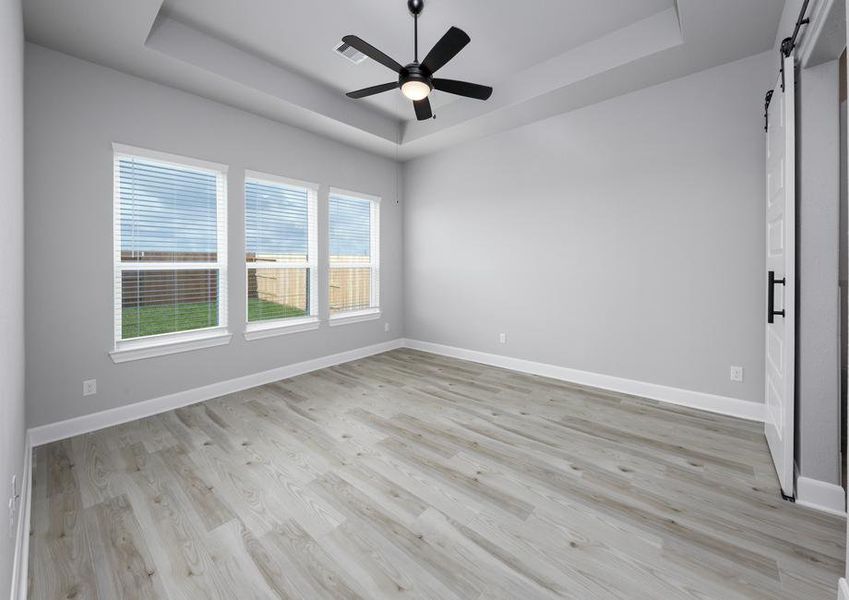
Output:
[764, 55, 797, 498]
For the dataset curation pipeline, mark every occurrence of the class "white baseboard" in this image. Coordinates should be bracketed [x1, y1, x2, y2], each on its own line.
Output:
[838, 578, 849, 600]
[796, 476, 847, 517]
[28, 339, 404, 446]
[403, 339, 765, 422]
[26, 337, 767, 448]
[9, 433, 32, 600]
[25, 336, 766, 447]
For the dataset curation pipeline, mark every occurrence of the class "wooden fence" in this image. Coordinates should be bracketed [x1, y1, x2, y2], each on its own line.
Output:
[248, 268, 308, 311]
[329, 267, 372, 313]
[121, 251, 372, 311]
[121, 269, 218, 307]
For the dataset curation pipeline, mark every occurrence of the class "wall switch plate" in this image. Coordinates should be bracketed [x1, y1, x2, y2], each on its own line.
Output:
[730, 366, 744, 382]
[83, 379, 97, 396]
[499, 333, 507, 344]
[384, 322, 390, 333]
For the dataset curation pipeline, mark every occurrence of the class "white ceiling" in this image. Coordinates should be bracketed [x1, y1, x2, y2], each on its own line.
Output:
[23, 0, 786, 160]
[160, 0, 674, 120]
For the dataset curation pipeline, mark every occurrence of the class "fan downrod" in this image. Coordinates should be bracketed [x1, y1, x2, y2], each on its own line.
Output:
[407, 0, 424, 16]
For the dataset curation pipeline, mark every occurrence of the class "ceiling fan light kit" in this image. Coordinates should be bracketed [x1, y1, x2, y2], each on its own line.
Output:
[344, 0, 493, 121]
[400, 67, 432, 101]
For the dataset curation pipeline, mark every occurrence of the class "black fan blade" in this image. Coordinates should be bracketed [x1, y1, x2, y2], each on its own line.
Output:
[342, 35, 403, 73]
[432, 78, 492, 100]
[413, 97, 433, 121]
[346, 82, 399, 99]
[421, 26, 470, 74]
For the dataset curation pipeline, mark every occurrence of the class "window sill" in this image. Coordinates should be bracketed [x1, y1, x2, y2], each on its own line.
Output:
[110, 330, 232, 363]
[244, 317, 320, 341]
[329, 309, 381, 327]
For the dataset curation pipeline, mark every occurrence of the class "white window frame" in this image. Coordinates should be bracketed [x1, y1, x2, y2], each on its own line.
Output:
[244, 171, 320, 340]
[328, 187, 381, 326]
[110, 143, 230, 363]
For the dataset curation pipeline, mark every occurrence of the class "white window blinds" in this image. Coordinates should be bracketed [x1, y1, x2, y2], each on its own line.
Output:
[245, 173, 318, 325]
[113, 146, 228, 347]
[328, 190, 380, 315]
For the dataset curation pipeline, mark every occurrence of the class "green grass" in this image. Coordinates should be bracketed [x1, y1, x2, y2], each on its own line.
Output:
[248, 297, 307, 322]
[122, 299, 306, 339]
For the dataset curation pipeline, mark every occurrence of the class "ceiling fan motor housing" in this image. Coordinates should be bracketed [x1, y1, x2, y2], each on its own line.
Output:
[400, 63, 432, 90]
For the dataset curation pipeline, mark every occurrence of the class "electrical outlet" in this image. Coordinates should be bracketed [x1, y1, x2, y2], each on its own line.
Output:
[730, 366, 744, 382]
[83, 379, 97, 396]
[384, 322, 390, 333]
[499, 333, 507, 344]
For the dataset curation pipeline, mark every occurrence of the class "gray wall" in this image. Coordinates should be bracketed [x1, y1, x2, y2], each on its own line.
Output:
[25, 44, 403, 427]
[796, 58, 842, 486]
[0, 0, 25, 594]
[403, 51, 774, 405]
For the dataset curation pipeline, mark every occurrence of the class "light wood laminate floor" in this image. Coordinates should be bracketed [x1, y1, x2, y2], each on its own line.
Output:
[28, 349, 845, 599]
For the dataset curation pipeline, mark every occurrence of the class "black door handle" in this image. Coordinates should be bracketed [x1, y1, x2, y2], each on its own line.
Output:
[768, 270, 786, 324]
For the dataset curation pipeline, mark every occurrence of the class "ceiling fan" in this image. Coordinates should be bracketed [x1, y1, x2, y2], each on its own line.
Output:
[343, 0, 493, 121]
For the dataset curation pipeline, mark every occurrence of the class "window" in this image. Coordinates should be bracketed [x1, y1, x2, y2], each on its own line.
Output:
[328, 189, 380, 323]
[112, 145, 229, 361]
[245, 172, 319, 338]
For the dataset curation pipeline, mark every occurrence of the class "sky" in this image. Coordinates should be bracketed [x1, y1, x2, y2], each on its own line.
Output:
[329, 195, 371, 258]
[246, 179, 309, 257]
[119, 157, 372, 258]
[119, 158, 218, 255]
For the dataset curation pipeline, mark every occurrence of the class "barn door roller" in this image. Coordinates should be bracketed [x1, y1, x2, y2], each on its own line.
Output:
[765, 0, 810, 131]
[779, 0, 810, 91]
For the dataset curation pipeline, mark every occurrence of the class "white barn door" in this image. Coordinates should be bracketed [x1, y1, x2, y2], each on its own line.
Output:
[764, 54, 797, 498]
